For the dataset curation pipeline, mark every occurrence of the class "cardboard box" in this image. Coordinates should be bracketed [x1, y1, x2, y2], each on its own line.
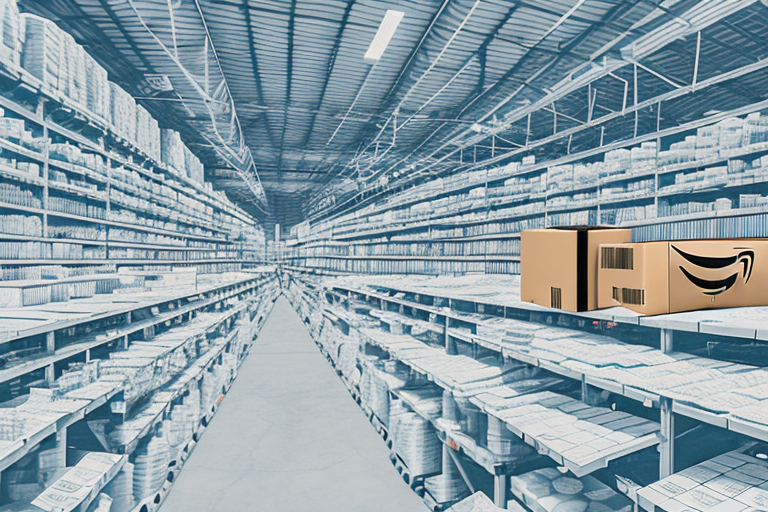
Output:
[521, 227, 631, 312]
[598, 239, 768, 315]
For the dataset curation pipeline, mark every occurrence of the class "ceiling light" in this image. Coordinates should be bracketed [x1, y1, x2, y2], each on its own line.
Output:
[365, 10, 404, 62]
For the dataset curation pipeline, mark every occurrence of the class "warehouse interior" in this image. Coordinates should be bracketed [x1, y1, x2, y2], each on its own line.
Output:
[2, 0, 768, 511]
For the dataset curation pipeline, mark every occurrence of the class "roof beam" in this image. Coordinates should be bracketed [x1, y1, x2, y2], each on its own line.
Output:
[276, 0, 297, 175]
[296, 0, 355, 169]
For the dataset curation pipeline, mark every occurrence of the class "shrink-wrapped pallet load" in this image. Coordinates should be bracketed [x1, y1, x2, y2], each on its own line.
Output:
[20, 14, 62, 91]
[85, 52, 110, 121]
[110, 82, 138, 143]
[0, 0, 20, 67]
[161, 128, 185, 173]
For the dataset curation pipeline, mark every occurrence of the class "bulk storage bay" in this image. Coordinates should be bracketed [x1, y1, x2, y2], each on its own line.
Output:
[1, 1, 768, 512]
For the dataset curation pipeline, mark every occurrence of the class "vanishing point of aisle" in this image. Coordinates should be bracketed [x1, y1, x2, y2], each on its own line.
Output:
[160, 296, 428, 512]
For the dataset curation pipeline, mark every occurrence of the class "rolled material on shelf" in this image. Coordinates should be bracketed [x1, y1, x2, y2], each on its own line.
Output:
[132, 435, 170, 503]
[390, 406, 442, 477]
[102, 462, 135, 512]
[359, 361, 396, 426]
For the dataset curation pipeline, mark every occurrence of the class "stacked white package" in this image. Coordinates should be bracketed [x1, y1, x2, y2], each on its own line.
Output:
[359, 360, 401, 426]
[0, 214, 42, 236]
[546, 165, 573, 192]
[659, 135, 697, 166]
[0, 0, 19, 66]
[132, 436, 170, 502]
[20, 14, 62, 90]
[630, 142, 657, 171]
[510, 468, 632, 512]
[167, 388, 201, 457]
[183, 145, 204, 183]
[31, 452, 126, 512]
[603, 148, 631, 178]
[53, 360, 100, 397]
[109, 83, 137, 143]
[135, 104, 154, 157]
[390, 409, 441, 477]
[200, 363, 227, 415]
[58, 30, 86, 107]
[637, 447, 768, 512]
[161, 129, 185, 174]
[102, 462, 134, 512]
[84, 52, 109, 121]
[695, 124, 720, 160]
[719, 116, 745, 150]
[745, 111, 768, 144]
[337, 339, 360, 385]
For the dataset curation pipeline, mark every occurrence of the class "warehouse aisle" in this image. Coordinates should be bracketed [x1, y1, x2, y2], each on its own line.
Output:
[161, 296, 427, 512]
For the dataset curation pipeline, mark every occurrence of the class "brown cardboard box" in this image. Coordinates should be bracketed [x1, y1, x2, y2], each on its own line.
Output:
[598, 239, 768, 315]
[521, 227, 631, 312]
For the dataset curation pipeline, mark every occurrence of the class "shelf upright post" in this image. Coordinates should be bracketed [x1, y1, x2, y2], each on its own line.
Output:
[42, 123, 50, 238]
[661, 328, 673, 352]
[493, 473, 507, 508]
[659, 328, 675, 478]
[53, 428, 66, 475]
[45, 331, 55, 385]
[633, 64, 639, 138]
[443, 317, 452, 354]
[106, 158, 112, 260]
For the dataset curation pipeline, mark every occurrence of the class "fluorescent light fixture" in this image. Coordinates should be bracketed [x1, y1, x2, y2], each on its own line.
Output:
[365, 10, 404, 62]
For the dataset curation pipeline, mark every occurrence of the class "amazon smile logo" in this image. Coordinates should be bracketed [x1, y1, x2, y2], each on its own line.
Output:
[672, 245, 754, 296]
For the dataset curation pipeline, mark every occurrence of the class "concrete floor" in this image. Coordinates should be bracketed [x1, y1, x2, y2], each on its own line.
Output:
[161, 296, 428, 512]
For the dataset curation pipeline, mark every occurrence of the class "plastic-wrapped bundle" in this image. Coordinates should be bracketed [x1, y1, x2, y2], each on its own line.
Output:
[145, 108, 161, 162]
[200, 364, 227, 414]
[0, 0, 20, 66]
[161, 129, 185, 173]
[390, 410, 441, 477]
[184, 145, 204, 183]
[359, 361, 392, 425]
[59, 30, 86, 106]
[103, 462, 134, 512]
[110, 83, 137, 143]
[135, 105, 153, 157]
[336, 340, 360, 385]
[20, 14, 61, 90]
[85, 52, 109, 120]
[132, 435, 170, 502]
[168, 388, 200, 456]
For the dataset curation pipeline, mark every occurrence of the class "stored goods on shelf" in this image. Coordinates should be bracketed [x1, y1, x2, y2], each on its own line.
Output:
[598, 239, 768, 315]
[20, 14, 61, 91]
[521, 227, 631, 312]
[161, 129, 185, 174]
[0, 0, 19, 67]
[109, 82, 137, 143]
[510, 468, 632, 512]
[31, 452, 126, 512]
[637, 445, 768, 512]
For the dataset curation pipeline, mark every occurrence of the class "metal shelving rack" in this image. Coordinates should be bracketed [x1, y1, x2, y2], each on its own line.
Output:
[284, 269, 768, 511]
[0, 61, 266, 273]
[0, 271, 279, 511]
